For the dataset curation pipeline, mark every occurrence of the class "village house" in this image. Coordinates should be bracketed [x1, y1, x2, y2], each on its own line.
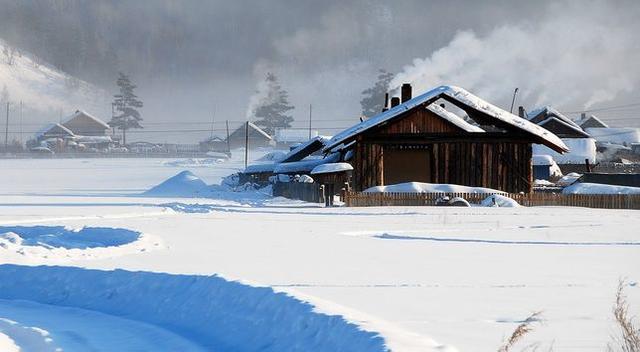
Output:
[227, 122, 273, 149]
[523, 106, 596, 169]
[62, 110, 111, 136]
[322, 85, 568, 193]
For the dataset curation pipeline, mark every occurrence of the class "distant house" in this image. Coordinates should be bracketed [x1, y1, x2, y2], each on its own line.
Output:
[28, 123, 75, 151]
[62, 110, 111, 136]
[525, 106, 596, 165]
[579, 114, 609, 129]
[323, 85, 568, 193]
[227, 122, 273, 149]
[199, 136, 228, 152]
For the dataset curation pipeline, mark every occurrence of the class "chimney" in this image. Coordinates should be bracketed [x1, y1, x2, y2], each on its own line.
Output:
[581, 112, 586, 121]
[518, 106, 526, 118]
[401, 83, 412, 103]
[382, 93, 389, 112]
[390, 97, 400, 108]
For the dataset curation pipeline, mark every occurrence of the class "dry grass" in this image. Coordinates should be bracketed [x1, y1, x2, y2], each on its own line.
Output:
[498, 311, 543, 352]
[608, 280, 640, 352]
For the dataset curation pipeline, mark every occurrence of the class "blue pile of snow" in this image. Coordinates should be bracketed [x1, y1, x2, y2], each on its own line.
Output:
[143, 171, 211, 197]
[0, 226, 140, 249]
[0, 265, 387, 352]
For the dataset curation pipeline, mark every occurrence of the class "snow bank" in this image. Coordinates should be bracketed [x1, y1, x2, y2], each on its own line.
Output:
[480, 195, 520, 207]
[562, 183, 640, 195]
[0, 226, 162, 264]
[143, 171, 210, 197]
[0, 265, 387, 352]
[532, 138, 596, 164]
[364, 182, 504, 194]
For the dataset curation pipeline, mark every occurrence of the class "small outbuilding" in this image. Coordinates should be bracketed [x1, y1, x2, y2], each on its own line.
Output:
[227, 122, 273, 149]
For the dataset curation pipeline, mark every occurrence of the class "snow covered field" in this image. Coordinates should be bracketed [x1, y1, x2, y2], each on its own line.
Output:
[0, 154, 639, 351]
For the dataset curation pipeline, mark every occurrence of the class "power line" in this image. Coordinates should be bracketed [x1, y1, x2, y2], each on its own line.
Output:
[562, 101, 640, 114]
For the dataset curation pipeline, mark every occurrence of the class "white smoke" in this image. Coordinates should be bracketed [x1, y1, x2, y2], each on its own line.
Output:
[390, 0, 640, 111]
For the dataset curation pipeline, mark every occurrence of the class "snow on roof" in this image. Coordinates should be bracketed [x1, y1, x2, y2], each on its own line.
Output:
[426, 104, 484, 133]
[324, 85, 568, 153]
[585, 127, 640, 145]
[310, 162, 353, 175]
[537, 115, 590, 138]
[247, 122, 273, 140]
[34, 123, 75, 138]
[273, 153, 340, 174]
[243, 162, 277, 174]
[528, 106, 581, 129]
[280, 136, 330, 163]
[73, 135, 113, 144]
[62, 110, 110, 129]
[580, 115, 609, 129]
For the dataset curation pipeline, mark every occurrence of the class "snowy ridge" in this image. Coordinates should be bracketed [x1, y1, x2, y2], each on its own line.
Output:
[0, 265, 388, 352]
[0, 40, 107, 115]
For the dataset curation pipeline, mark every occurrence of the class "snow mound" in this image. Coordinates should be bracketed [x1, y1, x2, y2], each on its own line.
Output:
[562, 183, 640, 195]
[480, 195, 520, 207]
[311, 162, 354, 175]
[0, 265, 387, 352]
[144, 171, 210, 197]
[257, 150, 288, 162]
[0, 226, 162, 264]
[364, 182, 505, 194]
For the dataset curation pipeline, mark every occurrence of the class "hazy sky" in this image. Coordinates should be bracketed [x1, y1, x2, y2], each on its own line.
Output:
[2, 0, 639, 142]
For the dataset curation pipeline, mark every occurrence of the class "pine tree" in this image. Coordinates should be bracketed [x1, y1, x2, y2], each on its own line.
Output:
[360, 69, 394, 118]
[252, 73, 294, 136]
[108, 73, 143, 145]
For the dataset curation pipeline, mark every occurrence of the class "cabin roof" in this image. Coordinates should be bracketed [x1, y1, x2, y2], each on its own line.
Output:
[35, 123, 75, 138]
[324, 85, 568, 153]
[280, 136, 330, 163]
[527, 106, 590, 138]
[62, 110, 110, 129]
[580, 115, 609, 129]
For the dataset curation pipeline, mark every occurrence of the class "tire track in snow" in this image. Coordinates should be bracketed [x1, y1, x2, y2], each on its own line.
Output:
[374, 233, 640, 246]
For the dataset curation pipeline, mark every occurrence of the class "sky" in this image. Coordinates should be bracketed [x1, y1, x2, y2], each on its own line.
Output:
[1, 0, 639, 142]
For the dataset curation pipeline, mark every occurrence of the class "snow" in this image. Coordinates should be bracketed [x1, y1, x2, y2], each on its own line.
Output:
[143, 170, 210, 197]
[426, 104, 484, 133]
[273, 153, 341, 174]
[585, 127, 640, 146]
[480, 194, 520, 207]
[162, 158, 227, 167]
[0, 40, 108, 119]
[364, 182, 505, 194]
[532, 154, 554, 165]
[311, 162, 354, 174]
[528, 106, 582, 129]
[34, 123, 74, 139]
[557, 172, 582, 186]
[0, 155, 639, 351]
[563, 182, 640, 195]
[325, 86, 569, 153]
[533, 138, 597, 164]
[0, 265, 386, 352]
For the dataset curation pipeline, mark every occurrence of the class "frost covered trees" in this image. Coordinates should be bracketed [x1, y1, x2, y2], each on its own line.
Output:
[109, 73, 143, 145]
[360, 69, 393, 118]
[251, 73, 294, 136]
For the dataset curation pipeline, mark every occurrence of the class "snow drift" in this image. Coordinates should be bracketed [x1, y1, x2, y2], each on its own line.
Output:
[364, 182, 504, 194]
[0, 265, 387, 352]
[563, 183, 640, 195]
[143, 171, 211, 197]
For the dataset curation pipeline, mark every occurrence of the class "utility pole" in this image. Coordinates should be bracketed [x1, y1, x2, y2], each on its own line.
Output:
[225, 120, 230, 153]
[308, 104, 312, 140]
[209, 106, 216, 139]
[509, 88, 519, 114]
[19, 101, 22, 146]
[4, 102, 9, 151]
[244, 121, 249, 169]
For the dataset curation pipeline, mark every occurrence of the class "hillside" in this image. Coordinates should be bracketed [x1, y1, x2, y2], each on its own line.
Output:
[0, 40, 109, 140]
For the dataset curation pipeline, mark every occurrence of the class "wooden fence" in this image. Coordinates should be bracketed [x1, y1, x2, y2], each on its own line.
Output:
[343, 191, 640, 210]
[273, 182, 322, 203]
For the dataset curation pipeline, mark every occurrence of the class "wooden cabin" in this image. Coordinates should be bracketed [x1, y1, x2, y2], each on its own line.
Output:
[62, 110, 111, 136]
[526, 106, 590, 138]
[227, 122, 273, 149]
[323, 85, 568, 193]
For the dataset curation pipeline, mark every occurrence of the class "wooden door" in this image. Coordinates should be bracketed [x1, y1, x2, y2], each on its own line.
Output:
[383, 147, 432, 185]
